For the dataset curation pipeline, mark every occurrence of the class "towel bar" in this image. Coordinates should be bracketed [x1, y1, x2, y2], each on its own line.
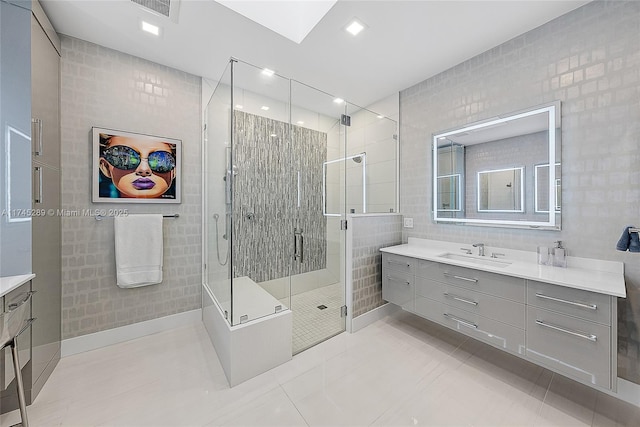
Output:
[95, 213, 179, 221]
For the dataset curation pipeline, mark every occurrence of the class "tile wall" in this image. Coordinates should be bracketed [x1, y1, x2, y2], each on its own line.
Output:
[60, 37, 202, 339]
[350, 214, 403, 318]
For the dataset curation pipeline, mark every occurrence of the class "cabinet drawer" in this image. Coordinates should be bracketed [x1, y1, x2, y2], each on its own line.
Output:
[527, 281, 611, 326]
[416, 276, 524, 329]
[418, 260, 525, 303]
[415, 297, 525, 355]
[382, 253, 415, 275]
[526, 306, 611, 389]
[382, 270, 414, 312]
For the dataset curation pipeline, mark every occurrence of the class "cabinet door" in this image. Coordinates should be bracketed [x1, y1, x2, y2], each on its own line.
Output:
[382, 253, 415, 275]
[415, 296, 525, 355]
[382, 270, 414, 311]
[0, 0, 32, 277]
[31, 13, 60, 168]
[527, 280, 611, 326]
[526, 306, 611, 389]
[31, 165, 61, 388]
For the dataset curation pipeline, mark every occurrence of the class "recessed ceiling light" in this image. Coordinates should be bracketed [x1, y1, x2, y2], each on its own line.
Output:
[270, 133, 277, 137]
[377, 115, 385, 119]
[141, 20, 160, 36]
[345, 19, 365, 36]
[261, 106, 270, 111]
[261, 68, 275, 77]
[296, 121, 304, 125]
[235, 104, 244, 109]
[333, 98, 344, 104]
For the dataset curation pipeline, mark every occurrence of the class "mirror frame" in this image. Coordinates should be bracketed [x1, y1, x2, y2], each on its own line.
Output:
[432, 101, 560, 230]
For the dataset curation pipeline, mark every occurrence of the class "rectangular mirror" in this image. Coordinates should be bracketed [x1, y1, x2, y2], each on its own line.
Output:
[477, 167, 524, 212]
[432, 101, 561, 230]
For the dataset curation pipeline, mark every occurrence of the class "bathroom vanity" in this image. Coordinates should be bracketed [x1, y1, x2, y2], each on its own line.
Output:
[381, 238, 625, 392]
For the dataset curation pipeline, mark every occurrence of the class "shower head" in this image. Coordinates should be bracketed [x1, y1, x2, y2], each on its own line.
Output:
[352, 153, 365, 163]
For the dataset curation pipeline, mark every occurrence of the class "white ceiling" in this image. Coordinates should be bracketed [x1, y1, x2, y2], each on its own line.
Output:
[41, 0, 591, 109]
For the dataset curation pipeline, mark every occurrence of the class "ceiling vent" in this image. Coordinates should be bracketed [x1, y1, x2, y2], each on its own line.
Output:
[131, 0, 180, 23]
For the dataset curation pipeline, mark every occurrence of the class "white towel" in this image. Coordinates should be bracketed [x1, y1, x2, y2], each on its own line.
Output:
[114, 214, 163, 288]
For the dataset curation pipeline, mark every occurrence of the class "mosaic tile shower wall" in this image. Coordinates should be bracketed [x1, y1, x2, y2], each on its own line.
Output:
[232, 111, 327, 283]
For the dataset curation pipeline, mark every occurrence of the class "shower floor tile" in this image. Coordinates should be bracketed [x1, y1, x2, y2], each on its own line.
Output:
[283, 282, 345, 354]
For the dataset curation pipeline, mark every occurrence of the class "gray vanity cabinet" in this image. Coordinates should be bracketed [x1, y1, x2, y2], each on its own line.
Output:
[381, 252, 619, 391]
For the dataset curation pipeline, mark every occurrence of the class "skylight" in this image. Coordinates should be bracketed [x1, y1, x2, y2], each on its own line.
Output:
[215, 0, 337, 44]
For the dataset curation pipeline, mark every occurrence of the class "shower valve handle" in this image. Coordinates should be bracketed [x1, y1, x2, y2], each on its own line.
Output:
[294, 228, 304, 263]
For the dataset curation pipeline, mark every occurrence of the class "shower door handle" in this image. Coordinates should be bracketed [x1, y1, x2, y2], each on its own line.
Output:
[294, 228, 304, 263]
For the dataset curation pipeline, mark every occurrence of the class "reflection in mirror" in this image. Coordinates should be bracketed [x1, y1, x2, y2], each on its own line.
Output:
[477, 167, 524, 212]
[535, 163, 561, 213]
[432, 101, 561, 230]
[437, 174, 461, 211]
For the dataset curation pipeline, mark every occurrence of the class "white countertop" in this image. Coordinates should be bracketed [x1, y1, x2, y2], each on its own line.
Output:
[0, 274, 35, 298]
[381, 238, 626, 298]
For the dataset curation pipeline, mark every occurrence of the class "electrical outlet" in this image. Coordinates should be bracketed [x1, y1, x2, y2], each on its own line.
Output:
[403, 217, 414, 228]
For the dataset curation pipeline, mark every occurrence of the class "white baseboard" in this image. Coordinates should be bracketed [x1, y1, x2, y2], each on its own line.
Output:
[351, 303, 399, 332]
[612, 378, 640, 408]
[61, 309, 202, 357]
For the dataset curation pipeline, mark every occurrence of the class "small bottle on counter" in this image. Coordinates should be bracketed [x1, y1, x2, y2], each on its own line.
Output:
[552, 241, 567, 268]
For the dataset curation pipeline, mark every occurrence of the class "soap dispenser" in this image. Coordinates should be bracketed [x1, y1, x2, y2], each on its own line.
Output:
[552, 241, 567, 268]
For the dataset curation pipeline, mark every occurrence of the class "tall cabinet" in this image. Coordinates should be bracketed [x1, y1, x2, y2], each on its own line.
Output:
[29, 0, 61, 401]
[0, 0, 33, 414]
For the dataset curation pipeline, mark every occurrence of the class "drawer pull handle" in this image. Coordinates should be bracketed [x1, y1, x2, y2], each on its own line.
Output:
[443, 272, 478, 283]
[535, 320, 597, 342]
[386, 276, 410, 285]
[388, 260, 410, 267]
[535, 293, 597, 310]
[443, 313, 477, 329]
[443, 292, 478, 306]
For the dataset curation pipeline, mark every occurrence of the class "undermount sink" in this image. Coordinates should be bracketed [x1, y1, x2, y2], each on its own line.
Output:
[437, 252, 512, 268]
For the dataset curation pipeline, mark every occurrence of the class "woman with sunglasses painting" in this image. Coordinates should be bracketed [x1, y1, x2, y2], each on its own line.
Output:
[98, 134, 177, 199]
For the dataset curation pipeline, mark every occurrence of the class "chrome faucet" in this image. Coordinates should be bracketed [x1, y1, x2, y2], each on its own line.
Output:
[472, 243, 485, 256]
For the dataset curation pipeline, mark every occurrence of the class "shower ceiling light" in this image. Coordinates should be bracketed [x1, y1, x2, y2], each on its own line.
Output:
[261, 106, 270, 111]
[377, 115, 385, 119]
[261, 68, 275, 77]
[333, 98, 344, 104]
[345, 19, 365, 36]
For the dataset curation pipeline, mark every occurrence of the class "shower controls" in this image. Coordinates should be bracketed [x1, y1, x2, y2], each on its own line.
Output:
[294, 228, 304, 263]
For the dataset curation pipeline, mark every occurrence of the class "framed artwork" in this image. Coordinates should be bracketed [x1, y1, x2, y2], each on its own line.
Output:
[92, 127, 181, 203]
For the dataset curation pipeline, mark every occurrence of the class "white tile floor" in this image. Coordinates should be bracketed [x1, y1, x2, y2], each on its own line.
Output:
[288, 282, 344, 354]
[2, 310, 640, 426]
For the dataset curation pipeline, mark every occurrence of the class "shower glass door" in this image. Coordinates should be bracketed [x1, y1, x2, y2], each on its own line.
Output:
[290, 81, 347, 354]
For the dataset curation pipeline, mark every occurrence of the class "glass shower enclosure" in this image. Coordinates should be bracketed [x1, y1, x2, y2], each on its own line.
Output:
[203, 58, 398, 367]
